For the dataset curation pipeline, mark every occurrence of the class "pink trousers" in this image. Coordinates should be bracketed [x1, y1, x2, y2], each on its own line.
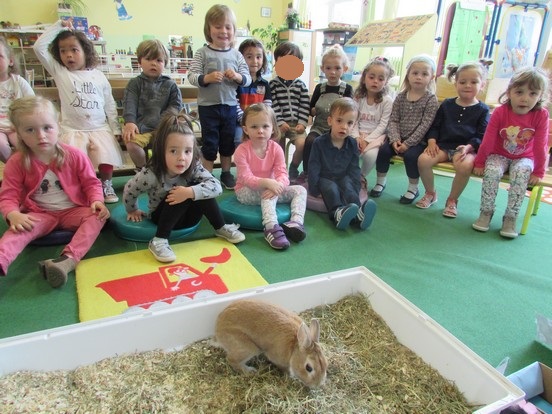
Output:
[0, 207, 106, 275]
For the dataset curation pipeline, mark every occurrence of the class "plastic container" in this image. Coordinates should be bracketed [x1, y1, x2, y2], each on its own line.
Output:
[0, 266, 523, 413]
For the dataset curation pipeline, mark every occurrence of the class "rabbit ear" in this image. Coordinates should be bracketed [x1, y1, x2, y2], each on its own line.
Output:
[296, 322, 313, 349]
[309, 318, 320, 342]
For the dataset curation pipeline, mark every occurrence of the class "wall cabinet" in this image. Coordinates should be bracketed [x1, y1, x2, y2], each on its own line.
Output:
[317, 29, 357, 82]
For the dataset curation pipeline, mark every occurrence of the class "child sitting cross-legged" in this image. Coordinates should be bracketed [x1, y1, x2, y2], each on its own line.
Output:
[234, 103, 307, 250]
[308, 97, 377, 231]
[123, 110, 245, 263]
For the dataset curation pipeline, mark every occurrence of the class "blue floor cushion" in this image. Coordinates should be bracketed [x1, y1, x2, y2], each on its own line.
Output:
[109, 199, 198, 242]
[30, 230, 75, 246]
[219, 195, 291, 231]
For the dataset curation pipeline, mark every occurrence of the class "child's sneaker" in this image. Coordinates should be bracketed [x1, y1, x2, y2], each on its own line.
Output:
[281, 220, 307, 242]
[334, 203, 359, 230]
[215, 223, 245, 243]
[472, 211, 493, 232]
[356, 199, 377, 230]
[220, 171, 236, 190]
[500, 216, 518, 239]
[149, 237, 176, 262]
[102, 179, 119, 203]
[264, 224, 290, 250]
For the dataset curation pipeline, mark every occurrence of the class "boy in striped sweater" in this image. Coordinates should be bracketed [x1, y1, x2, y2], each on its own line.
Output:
[269, 41, 310, 182]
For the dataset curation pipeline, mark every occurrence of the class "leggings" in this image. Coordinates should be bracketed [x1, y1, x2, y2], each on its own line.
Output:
[480, 154, 533, 218]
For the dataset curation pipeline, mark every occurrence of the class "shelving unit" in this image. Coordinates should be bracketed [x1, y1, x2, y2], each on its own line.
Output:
[0, 29, 55, 87]
[317, 29, 357, 82]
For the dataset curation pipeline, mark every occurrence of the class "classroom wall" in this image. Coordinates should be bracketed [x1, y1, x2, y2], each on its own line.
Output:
[2, 0, 288, 53]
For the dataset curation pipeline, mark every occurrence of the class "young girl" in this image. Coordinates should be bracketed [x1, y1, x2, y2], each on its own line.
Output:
[234, 103, 307, 250]
[33, 19, 123, 203]
[416, 62, 490, 217]
[351, 56, 395, 188]
[371, 54, 439, 204]
[235, 38, 272, 146]
[0, 36, 34, 163]
[0, 96, 110, 288]
[472, 66, 549, 238]
[123, 110, 245, 263]
[302, 45, 353, 179]
[187, 4, 251, 190]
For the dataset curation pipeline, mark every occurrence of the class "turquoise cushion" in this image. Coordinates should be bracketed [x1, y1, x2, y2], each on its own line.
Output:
[219, 195, 291, 231]
[109, 198, 198, 242]
[30, 230, 75, 246]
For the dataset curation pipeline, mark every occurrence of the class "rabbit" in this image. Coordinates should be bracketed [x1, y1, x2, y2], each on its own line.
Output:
[214, 299, 327, 388]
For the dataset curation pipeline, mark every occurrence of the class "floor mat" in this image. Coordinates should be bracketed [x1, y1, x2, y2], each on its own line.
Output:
[76, 238, 267, 322]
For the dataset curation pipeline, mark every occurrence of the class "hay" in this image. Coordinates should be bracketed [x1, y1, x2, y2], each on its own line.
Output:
[0, 295, 477, 413]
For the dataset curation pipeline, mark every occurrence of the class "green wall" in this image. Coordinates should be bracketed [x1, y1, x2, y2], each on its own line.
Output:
[2, 0, 287, 53]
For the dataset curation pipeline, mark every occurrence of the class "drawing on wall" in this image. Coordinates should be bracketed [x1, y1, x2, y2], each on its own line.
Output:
[182, 3, 194, 15]
[114, 0, 133, 21]
[494, 9, 541, 78]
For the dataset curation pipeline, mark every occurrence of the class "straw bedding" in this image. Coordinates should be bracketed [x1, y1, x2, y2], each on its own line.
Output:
[0, 295, 475, 413]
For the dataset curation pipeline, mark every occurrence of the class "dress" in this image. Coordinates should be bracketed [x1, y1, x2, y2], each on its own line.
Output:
[33, 21, 123, 168]
[0, 74, 35, 133]
[309, 81, 353, 135]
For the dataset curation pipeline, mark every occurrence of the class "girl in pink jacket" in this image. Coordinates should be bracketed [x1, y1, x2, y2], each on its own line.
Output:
[0, 96, 110, 288]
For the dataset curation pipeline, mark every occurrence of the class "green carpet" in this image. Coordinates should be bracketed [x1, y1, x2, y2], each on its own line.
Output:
[1, 164, 551, 376]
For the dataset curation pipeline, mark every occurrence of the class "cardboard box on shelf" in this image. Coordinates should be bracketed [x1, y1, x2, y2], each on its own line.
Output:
[508, 362, 552, 413]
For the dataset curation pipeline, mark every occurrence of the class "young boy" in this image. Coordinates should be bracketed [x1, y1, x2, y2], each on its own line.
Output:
[187, 4, 251, 190]
[307, 97, 377, 230]
[269, 41, 310, 181]
[122, 39, 183, 169]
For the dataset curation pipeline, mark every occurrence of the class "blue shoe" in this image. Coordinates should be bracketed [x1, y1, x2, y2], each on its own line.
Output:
[334, 203, 359, 230]
[357, 200, 377, 230]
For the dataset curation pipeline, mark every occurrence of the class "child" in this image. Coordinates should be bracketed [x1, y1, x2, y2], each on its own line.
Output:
[187, 4, 251, 190]
[0, 96, 110, 287]
[308, 97, 377, 230]
[351, 56, 395, 188]
[302, 44, 353, 179]
[416, 62, 490, 217]
[0, 36, 35, 163]
[123, 110, 245, 263]
[234, 103, 307, 250]
[235, 38, 272, 146]
[123, 39, 183, 169]
[269, 41, 310, 180]
[371, 54, 439, 204]
[33, 19, 123, 203]
[472, 66, 549, 238]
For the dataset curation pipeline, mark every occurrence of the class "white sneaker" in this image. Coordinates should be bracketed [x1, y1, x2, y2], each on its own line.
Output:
[472, 211, 493, 232]
[500, 216, 519, 239]
[215, 223, 245, 243]
[148, 237, 176, 262]
[102, 179, 119, 203]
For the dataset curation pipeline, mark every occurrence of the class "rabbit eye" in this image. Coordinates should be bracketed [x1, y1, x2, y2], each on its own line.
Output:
[305, 364, 313, 373]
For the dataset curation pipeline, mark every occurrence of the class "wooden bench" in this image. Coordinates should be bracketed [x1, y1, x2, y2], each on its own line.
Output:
[390, 131, 552, 235]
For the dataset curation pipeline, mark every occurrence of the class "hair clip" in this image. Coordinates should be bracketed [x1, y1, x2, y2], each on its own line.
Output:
[374, 56, 388, 63]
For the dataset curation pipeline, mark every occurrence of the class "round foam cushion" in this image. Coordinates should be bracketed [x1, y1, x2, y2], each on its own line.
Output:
[303, 182, 369, 213]
[30, 230, 75, 246]
[109, 199, 199, 242]
[219, 195, 291, 231]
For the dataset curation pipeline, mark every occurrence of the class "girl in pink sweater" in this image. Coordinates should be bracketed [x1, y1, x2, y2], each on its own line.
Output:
[234, 103, 307, 250]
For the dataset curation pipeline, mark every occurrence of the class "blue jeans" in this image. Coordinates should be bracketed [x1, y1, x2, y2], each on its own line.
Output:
[318, 176, 360, 219]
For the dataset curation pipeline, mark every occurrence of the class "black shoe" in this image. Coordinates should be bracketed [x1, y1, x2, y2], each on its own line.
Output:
[220, 171, 236, 190]
[399, 190, 419, 204]
[369, 184, 386, 198]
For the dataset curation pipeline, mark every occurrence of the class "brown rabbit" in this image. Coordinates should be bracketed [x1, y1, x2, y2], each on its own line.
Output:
[214, 299, 327, 388]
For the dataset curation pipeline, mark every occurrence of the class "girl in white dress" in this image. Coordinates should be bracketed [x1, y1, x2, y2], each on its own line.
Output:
[34, 19, 123, 203]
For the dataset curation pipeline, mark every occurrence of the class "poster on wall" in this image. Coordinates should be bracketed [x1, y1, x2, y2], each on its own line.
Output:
[493, 8, 542, 78]
[114, 0, 133, 21]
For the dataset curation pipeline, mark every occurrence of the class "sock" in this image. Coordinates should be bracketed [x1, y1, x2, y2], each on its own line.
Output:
[376, 176, 387, 186]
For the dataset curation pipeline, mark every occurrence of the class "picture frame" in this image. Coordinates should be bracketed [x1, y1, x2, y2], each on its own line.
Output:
[261, 7, 271, 18]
